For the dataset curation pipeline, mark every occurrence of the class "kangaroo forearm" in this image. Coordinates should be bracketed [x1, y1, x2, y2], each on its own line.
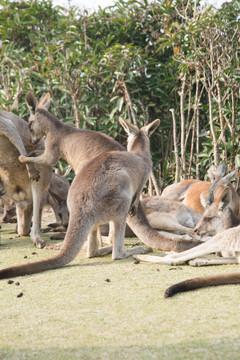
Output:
[19, 154, 58, 167]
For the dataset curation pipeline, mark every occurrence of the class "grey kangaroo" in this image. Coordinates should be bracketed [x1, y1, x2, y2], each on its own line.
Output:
[0, 117, 161, 278]
[18, 91, 201, 253]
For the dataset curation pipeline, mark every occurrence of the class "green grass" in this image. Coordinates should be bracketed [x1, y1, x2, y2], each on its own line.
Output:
[1, 221, 240, 360]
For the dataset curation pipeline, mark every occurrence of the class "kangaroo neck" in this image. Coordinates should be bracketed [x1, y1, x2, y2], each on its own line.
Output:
[127, 132, 151, 159]
[36, 108, 64, 135]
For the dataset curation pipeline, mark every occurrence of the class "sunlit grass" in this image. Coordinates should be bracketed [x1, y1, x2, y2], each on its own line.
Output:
[1, 220, 240, 360]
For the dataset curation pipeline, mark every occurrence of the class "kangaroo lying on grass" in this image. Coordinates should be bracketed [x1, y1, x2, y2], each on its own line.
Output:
[141, 196, 201, 240]
[134, 174, 240, 296]
[18, 91, 201, 253]
[0, 109, 52, 247]
[134, 165, 239, 264]
[0, 117, 163, 278]
[164, 224, 240, 297]
[100, 196, 202, 241]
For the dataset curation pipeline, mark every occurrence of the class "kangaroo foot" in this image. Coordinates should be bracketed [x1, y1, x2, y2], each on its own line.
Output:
[87, 245, 113, 258]
[50, 233, 65, 240]
[32, 235, 46, 249]
[188, 257, 238, 267]
[132, 254, 177, 265]
[114, 246, 152, 260]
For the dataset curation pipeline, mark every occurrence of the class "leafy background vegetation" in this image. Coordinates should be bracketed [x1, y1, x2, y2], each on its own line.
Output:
[0, 0, 240, 188]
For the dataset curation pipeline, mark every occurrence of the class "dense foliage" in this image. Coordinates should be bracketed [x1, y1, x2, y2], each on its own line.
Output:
[0, 0, 240, 189]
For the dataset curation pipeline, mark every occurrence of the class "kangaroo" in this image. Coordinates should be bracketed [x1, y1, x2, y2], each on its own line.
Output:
[194, 170, 239, 237]
[40, 173, 69, 228]
[2, 197, 17, 223]
[18, 91, 202, 253]
[1, 173, 69, 229]
[0, 108, 52, 247]
[0, 117, 163, 278]
[161, 163, 234, 214]
[141, 196, 202, 240]
[134, 165, 240, 264]
[100, 196, 202, 241]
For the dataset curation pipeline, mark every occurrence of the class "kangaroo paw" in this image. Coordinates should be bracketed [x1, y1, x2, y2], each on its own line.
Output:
[19, 155, 29, 163]
[26, 164, 40, 181]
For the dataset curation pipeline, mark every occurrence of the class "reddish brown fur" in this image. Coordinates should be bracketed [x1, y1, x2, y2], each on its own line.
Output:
[183, 182, 211, 213]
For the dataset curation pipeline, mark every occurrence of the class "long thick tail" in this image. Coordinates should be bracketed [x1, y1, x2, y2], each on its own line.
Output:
[164, 272, 240, 298]
[0, 214, 91, 279]
[0, 111, 27, 156]
[127, 202, 203, 252]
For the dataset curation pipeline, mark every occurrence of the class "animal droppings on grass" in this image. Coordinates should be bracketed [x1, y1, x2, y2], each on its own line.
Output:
[134, 259, 140, 264]
[32, 252, 37, 255]
[17, 292, 23, 298]
[23, 255, 27, 258]
[15, 282, 20, 286]
[169, 267, 183, 271]
[105, 278, 111, 282]
[7, 280, 14, 284]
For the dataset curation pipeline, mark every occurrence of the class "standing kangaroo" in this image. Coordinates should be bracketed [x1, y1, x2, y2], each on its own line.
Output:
[0, 109, 52, 247]
[18, 91, 201, 253]
[0, 117, 161, 278]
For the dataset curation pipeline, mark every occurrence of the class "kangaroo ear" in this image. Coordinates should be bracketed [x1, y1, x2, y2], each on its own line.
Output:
[26, 91, 37, 115]
[38, 93, 51, 110]
[218, 186, 232, 211]
[142, 119, 160, 137]
[48, 189, 62, 204]
[118, 117, 138, 135]
[200, 192, 210, 209]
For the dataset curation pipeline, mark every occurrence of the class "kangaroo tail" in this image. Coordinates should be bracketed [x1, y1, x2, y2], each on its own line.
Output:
[127, 202, 203, 252]
[164, 272, 240, 298]
[0, 112, 27, 156]
[0, 215, 91, 279]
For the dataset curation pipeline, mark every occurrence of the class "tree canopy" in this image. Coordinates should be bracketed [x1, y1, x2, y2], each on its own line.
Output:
[0, 0, 240, 188]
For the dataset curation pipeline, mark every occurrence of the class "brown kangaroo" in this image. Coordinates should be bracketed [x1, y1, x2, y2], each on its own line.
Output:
[0, 117, 162, 278]
[18, 91, 201, 253]
[0, 108, 52, 247]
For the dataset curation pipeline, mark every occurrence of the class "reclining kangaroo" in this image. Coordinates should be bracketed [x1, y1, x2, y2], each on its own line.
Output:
[134, 166, 239, 263]
[0, 117, 163, 278]
[141, 196, 201, 240]
[101, 196, 202, 241]
[18, 91, 201, 253]
[164, 221, 240, 297]
[134, 172, 240, 296]
[0, 108, 52, 247]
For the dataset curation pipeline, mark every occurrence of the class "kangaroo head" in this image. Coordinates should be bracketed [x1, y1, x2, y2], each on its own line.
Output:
[118, 117, 160, 152]
[195, 185, 233, 236]
[25, 92, 51, 145]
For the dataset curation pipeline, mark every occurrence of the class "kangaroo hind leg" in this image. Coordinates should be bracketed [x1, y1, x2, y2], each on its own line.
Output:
[86, 228, 112, 258]
[112, 219, 152, 260]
